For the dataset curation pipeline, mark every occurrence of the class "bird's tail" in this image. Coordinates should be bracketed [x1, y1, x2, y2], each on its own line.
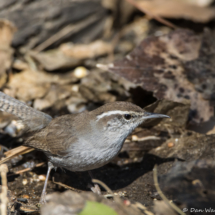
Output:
[0, 91, 52, 132]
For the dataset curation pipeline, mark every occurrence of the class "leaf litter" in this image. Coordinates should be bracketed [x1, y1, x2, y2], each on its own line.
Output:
[0, 0, 214, 215]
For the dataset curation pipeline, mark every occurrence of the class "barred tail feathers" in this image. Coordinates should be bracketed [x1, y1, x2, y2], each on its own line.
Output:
[0, 91, 52, 131]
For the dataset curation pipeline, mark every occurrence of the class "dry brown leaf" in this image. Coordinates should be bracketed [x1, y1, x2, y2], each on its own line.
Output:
[183, 0, 213, 7]
[29, 50, 82, 71]
[106, 29, 215, 123]
[60, 40, 113, 59]
[0, 19, 16, 87]
[7, 70, 51, 102]
[136, 0, 215, 22]
[30, 40, 113, 71]
[102, 0, 136, 27]
[6, 69, 78, 102]
[33, 84, 76, 111]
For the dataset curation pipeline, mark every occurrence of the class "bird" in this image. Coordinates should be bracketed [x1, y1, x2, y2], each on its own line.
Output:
[0, 91, 170, 203]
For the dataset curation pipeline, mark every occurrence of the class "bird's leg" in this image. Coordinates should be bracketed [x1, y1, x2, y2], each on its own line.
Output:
[88, 171, 101, 195]
[40, 161, 54, 204]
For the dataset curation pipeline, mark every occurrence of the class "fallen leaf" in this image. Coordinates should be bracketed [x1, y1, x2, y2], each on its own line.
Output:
[60, 40, 113, 59]
[107, 29, 214, 123]
[30, 50, 81, 71]
[30, 40, 113, 71]
[0, 19, 16, 87]
[7, 69, 78, 102]
[7, 70, 51, 101]
[136, 0, 215, 23]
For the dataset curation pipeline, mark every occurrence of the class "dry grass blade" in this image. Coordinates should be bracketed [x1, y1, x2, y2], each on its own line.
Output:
[125, 0, 177, 29]
[52, 177, 79, 192]
[19, 205, 38, 213]
[0, 164, 8, 215]
[153, 164, 185, 215]
[15, 162, 45, 174]
[0, 146, 34, 165]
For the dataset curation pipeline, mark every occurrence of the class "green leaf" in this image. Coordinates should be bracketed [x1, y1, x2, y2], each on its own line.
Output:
[79, 201, 118, 215]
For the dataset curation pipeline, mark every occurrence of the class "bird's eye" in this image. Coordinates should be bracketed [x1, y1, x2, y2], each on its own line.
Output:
[124, 114, 132, 120]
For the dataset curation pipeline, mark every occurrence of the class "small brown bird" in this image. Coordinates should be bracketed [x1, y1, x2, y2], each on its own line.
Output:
[0, 91, 169, 203]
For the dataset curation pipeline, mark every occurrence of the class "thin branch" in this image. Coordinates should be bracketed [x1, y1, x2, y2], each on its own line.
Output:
[0, 146, 34, 165]
[52, 177, 78, 191]
[15, 162, 45, 174]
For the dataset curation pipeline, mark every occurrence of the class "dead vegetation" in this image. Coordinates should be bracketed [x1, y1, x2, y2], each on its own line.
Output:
[0, 0, 215, 214]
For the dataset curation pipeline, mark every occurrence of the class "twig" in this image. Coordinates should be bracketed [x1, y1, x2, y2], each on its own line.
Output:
[132, 136, 161, 142]
[0, 146, 34, 165]
[14, 162, 45, 174]
[96, 63, 110, 71]
[4, 146, 33, 157]
[153, 164, 185, 215]
[52, 177, 79, 192]
[0, 164, 9, 215]
[125, 0, 177, 29]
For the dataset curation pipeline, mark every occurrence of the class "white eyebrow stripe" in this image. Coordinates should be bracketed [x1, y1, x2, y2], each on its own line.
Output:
[96, 110, 142, 121]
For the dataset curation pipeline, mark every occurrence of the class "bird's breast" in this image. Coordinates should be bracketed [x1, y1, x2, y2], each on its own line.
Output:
[48, 133, 125, 172]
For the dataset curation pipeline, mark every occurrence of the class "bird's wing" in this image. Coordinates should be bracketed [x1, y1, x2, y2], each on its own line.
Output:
[25, 114, 79, 156]
[46, 114, 79, 156]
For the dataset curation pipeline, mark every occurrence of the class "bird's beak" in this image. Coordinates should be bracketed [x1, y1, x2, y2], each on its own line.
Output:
[142, 112, 170, 120]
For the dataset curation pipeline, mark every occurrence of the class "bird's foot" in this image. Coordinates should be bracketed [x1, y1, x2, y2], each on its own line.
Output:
[39, 192, 47, 204]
